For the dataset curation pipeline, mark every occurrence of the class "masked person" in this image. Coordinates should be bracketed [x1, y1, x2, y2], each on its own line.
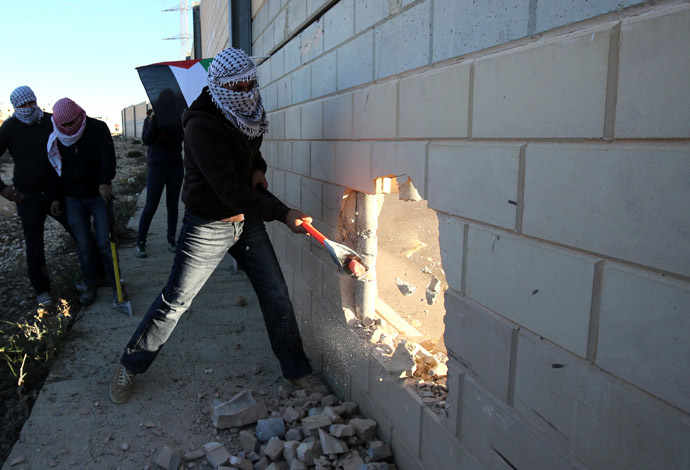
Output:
[110, 47, 324, 404]
[48, 98, 117, 305]
[135, 106, 184, 257]
[0, 86, 74, 306]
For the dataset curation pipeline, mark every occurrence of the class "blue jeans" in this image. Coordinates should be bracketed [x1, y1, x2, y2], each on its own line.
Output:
[66, 196, 116, 287]
[137, 163, 184, 244]
[16, 191, 74, 294]
[121, 213, 312, 380]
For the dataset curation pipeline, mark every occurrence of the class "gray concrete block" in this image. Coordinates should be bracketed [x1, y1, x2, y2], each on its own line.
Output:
[272, 169, 286, 202]
[291, 65, 311, 104]
[301, 177, 323, 219]
[374, 1, 431, 80]
[271, 111, 285, 140]
[285, 233, 301, 274]
[428, 142, 520, 229]
[285, 107, 300, 140]
[335, 142, 374, 193]
[399, 64, 470, 138]
[616, 8, 690, 138]
[421, 407, 486, 470]
[287, 0, 307, 33]
[537, 0, 642, 33]
[465, 226, 600, 357]
[353, 83, 397, 139]
[461, 377, 585, 470]
[270, 47, 285, 83]
[355, 0, 388, 33]
[311, 52, 337, 98]
[390, 385, 423, 456]
[445, 292, 516, 402]
[278, 141, 293, 171]
[285, 172, 301, 208]
[473, 28, 610, 138]
[324, 0, 354, 51]
[598, 263, 690, 412]
[292, 141, 310, 176]
[323, 93, 353, 139]
[437, 215, 465, 294]
[514, 330, 690, 469]
[299, 19, 324, 65]
[277, 75, 293, 108]
[322, 182, 345, 228]
[336, 31, 374, 91]
[273, 9, 287, 48]
[300, 100, 322, 139]
[310, 142, 336, 181]
[263, 82, 278, 111]
[284, 38, 302, 75]
[390, 429, 425, 470]
[523, 143, 690, 277]
[433, 0, 529, 63]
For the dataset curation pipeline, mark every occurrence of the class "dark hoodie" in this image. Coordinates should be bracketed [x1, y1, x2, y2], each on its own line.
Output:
[180, 87, 289, 222]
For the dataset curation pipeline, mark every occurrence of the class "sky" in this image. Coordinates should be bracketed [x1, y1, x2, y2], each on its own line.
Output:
[0, 0, 193, 132]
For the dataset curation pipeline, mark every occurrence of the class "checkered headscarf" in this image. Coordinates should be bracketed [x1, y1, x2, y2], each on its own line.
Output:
[10, 86, 43, 125]
[46, 98, 88, 176]
[207, 47, 268, 138]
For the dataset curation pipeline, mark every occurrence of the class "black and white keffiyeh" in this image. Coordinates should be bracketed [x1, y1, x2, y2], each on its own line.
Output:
[10, 86, 43, 125]
[207, 48, 268, 138]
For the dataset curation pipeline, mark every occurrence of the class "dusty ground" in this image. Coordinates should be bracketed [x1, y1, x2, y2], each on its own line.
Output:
[0, 137, 147, 466]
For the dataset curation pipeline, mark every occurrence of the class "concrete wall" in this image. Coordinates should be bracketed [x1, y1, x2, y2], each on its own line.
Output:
[121, 101, 150, 139]
[202, 0, 690, 468]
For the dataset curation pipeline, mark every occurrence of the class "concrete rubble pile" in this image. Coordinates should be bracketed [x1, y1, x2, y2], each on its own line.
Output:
[155, 388, 396, 470]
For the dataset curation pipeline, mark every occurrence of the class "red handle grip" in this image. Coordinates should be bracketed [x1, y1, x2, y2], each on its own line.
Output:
[302, 222, 327, 246]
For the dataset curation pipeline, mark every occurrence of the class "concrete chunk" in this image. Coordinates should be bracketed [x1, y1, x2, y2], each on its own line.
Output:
[203, 442, 231, 467]
[349, 418, 377, 441]
[240, 430, 259, 454]
[285, 428, 302, 441]
[183, 448, 205, 461]
[212, 391, 268, 429]
[282, 407, 301, 424]
[265, 436, 284, 461]
[156, 445, 181, 470]
[256, 417, 286, 442]
[318, 428, 349, 455]
[366, 441, 392, 462]
[228, 455, 253, 470]
[329, 424, 354, 438]
[301, 414, 332, 436]
[322, 406, 344, 424]
[296, 441, 322, 466]
[289, 460, 307, 470]
[283, 440, 300, 463]
[388, 340, 419, 375]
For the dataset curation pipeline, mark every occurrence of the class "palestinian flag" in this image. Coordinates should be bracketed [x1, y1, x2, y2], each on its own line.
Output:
[136, 58, 213, 127]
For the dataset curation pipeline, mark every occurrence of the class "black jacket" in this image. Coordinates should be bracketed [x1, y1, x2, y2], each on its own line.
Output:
[59, 117, 116, 198]
[142, 117, 183, 168]
[0, 113, 61, 196]
[180, 87, 288, 222]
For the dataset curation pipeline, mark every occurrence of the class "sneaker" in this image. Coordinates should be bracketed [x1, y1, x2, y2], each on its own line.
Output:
[287, 374, 330, 395]
[36, 292, 53, 306]
[75, 281, 88, 293]
[110, 364, 135, 404]
[135, 243, 147, 258]
[79, 286, 97, 305]
[167, 239, 176, 253]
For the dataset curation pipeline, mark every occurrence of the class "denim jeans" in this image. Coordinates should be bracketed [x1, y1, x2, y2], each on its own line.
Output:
[122, 213, 312, 380]
[16, 191, 73, 294]
[137, 163, 184, 244]
[65, 196, 116, 287]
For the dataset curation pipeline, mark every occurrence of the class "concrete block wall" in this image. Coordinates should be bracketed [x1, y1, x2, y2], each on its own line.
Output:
[196, 0, 690, 468]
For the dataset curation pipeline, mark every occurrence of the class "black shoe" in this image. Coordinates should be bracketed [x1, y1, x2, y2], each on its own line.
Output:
[167, 239, 176, 253]
[80, 287, 97, 305]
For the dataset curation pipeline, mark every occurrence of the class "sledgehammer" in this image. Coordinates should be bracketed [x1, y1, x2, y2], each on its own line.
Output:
[256, 185, 369, 280]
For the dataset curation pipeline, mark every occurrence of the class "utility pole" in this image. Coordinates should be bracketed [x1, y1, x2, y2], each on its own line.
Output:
[163, 0, 191, 59]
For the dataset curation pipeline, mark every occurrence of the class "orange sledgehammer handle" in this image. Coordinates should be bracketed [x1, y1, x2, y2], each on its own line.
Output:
[302, 222, 327, 246]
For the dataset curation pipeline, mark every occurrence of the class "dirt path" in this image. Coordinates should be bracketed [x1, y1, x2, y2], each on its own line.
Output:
[2, 190, 305, 470]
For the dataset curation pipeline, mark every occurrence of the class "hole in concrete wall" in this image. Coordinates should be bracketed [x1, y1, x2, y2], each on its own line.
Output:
[375, 177, 447, 354]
